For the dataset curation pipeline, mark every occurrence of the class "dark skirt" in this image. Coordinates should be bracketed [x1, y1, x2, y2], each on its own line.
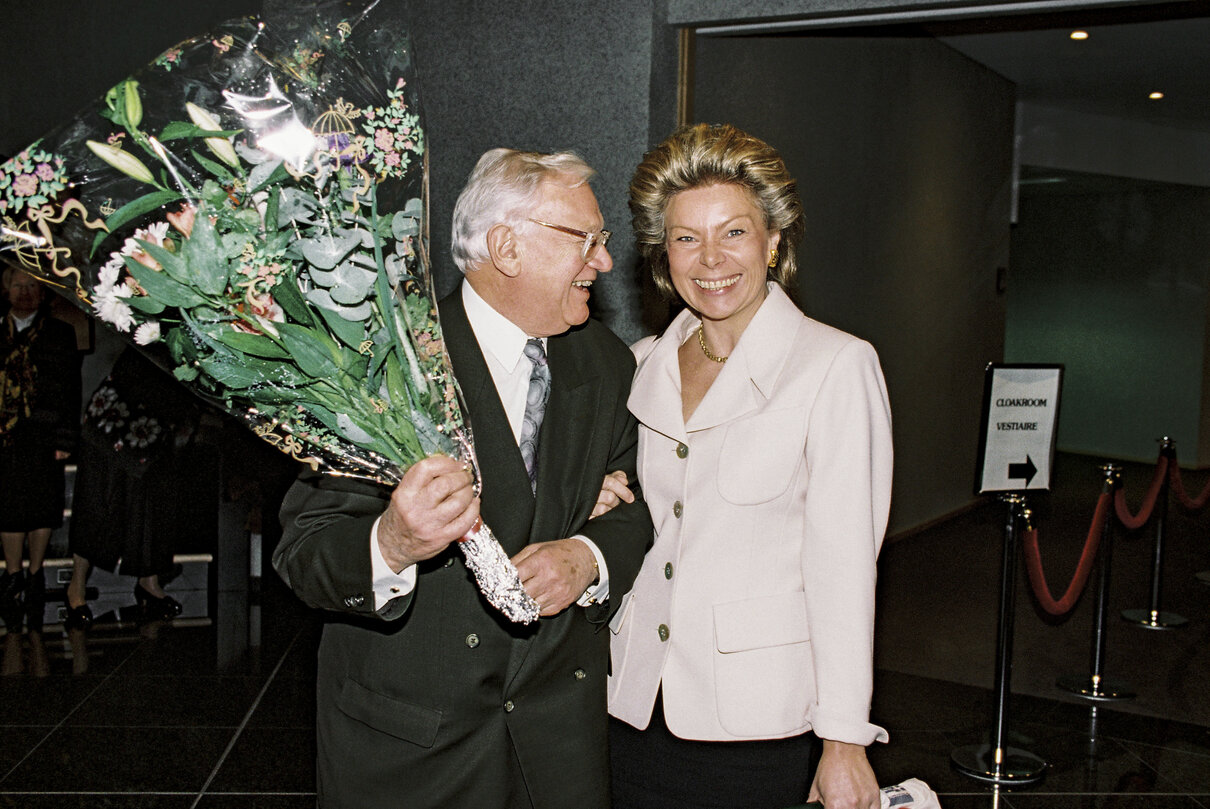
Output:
[0, 439, 66, 532]
[609, 692, 817, 809]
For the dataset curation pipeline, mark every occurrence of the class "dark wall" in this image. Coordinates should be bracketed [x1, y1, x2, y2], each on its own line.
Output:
[402, 0, 669, 342]
[1, 0, 262, 157]
[694, 32, 1015, 531]
[1008, 174, 1210, 464]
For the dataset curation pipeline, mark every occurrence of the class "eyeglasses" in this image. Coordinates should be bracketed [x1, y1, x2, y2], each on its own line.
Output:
[527, 219, 611, 261]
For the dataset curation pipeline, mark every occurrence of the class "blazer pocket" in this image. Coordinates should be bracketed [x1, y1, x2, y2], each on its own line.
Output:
[712, 592, 815, 737]
[337, 678, 442, 747]
[716, 407, 807, 505]
[609, 590, 635, 636]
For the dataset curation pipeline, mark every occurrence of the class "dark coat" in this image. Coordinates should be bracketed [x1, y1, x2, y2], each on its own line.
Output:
[274, 290, 652, 809]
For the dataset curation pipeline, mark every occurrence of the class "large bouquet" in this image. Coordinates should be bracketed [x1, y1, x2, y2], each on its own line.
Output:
[0, 1, 539, 622]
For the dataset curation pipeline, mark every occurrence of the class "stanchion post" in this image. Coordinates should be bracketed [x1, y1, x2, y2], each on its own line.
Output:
[952, 493, 1047, 784]
[1057, 464, 1135, 700]
[1122, 437, 1188, 629]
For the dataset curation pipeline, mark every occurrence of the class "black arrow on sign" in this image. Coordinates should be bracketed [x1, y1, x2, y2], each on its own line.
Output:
[1008, 455, 1037, 486]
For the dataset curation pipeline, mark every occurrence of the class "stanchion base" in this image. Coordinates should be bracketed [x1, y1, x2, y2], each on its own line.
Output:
[1196, 571, 1210, 587]
[1056, 674, 1135, 701]
[1121, 608, 1188, 629]
[951, 744, 1047, 784]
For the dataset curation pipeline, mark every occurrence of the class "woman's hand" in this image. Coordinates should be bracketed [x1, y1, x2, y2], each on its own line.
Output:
[808, 740, 879, 809]
[591, 470, 634, 518]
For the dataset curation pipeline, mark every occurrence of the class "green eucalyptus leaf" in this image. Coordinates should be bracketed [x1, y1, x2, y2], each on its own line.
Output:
[300, 231, 361, 270]
[248, 159, 286, 193]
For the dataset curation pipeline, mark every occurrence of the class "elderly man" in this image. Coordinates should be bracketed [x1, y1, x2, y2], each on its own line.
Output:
[274, 149, 652, 809]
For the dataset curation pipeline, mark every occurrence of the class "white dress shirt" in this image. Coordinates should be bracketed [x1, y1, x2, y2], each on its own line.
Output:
[370, 280, 609, 609]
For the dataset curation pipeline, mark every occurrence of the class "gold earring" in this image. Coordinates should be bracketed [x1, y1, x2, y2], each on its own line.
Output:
[767, 248, 778, 269]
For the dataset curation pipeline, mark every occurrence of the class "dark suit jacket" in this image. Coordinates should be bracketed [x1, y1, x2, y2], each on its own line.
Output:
[273, 289, 652, 809]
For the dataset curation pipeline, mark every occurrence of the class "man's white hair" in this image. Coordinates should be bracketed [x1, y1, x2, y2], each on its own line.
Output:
[450, 148, 595, 274]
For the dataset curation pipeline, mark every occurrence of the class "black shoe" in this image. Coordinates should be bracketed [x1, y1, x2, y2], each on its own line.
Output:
[0, 570, 26, 609]
[63, 603, 93, 631]
[134, 584, 182, 622]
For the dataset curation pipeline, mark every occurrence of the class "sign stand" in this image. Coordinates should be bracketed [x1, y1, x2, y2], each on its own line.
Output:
[955, 364, 1061, 785]
[951, 493, 1048, 784]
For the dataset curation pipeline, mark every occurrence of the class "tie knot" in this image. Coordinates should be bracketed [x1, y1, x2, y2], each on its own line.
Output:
[524, 338, 547, 367]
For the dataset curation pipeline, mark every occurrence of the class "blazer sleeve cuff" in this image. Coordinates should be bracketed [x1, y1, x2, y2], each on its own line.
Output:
[811, 710, 889, 746]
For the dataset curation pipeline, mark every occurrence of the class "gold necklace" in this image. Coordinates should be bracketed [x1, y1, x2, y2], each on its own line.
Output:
[697, 326, 728, 363]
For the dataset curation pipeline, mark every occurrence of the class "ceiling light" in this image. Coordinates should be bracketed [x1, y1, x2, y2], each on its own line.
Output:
[1149, 91, 1164, 100]
[1069, 30, 1089, 40]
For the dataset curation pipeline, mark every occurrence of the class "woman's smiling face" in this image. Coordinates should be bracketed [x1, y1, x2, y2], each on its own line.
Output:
[664, 183, 779, 330]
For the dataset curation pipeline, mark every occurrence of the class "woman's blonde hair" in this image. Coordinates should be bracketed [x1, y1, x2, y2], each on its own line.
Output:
[629, 123, 804, 300]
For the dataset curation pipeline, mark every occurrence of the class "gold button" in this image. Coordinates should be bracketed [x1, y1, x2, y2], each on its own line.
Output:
[658, 624, 669, 642]
[465, 634, 480, 648]
[676, 443, 688, 459]
[574, 668, 587, 680]
[664, 562, 673, 579]
[504, 700, 515, 713]
[673, 501, 683, 518]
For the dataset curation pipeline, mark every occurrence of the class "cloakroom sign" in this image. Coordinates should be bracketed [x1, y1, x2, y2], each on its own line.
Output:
[975, 364, 1064, 494]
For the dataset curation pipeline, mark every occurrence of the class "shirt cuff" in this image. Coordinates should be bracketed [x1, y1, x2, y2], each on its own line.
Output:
[573, 535, 609, 607]
[370, 515, 417, 611]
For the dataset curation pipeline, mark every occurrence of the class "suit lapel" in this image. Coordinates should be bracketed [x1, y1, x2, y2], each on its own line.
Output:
[438, 291, 535, 555]
[529, 331, 598, 544]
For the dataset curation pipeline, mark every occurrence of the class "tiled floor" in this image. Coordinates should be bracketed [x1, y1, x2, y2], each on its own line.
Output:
[0, 453, 1206, 807]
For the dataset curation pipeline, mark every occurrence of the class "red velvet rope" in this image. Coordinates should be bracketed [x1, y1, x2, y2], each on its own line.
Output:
[1022, 492, 1111, 617]
[1169, 463, 1210, 511]
[1114, 455, 1169, 530]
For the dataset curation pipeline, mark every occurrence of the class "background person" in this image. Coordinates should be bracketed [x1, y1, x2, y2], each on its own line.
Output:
[273, 148, 652, 809]
[606, 123, 894, 809]
[0, 268, 80, 629]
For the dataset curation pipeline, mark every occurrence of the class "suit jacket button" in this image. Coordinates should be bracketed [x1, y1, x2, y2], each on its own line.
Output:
[664, 562, 673, 579]
[673, 501, 683, 518]
[504, 700, 515, 713]
[465, 634, 480, 648]
[574, 668, 587, 680]
[658, 623, 670, 642]
[676, 442, 688, 459]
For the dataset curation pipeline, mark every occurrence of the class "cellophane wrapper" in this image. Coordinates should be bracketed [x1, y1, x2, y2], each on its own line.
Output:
[0, 0, 539, 623]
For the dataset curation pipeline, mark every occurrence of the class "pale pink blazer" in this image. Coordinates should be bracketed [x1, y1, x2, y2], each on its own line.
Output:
[607, 284, 892, 745]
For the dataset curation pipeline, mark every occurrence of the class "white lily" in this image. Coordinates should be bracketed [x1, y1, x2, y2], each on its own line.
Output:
[186, 102, 241, 169]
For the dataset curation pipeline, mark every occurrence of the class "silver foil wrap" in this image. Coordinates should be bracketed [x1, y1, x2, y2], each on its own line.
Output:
[459, 520, 540, 624]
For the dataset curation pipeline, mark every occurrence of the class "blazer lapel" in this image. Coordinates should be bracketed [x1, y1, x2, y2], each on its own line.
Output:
[632, 286, 803, 436]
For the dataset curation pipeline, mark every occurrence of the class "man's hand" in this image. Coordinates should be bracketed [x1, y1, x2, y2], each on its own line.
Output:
[512, 538, 597, 617]
[591, 470, 635, 518]
[807, 740, 880, 809]
[378, 455, 480, 573]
